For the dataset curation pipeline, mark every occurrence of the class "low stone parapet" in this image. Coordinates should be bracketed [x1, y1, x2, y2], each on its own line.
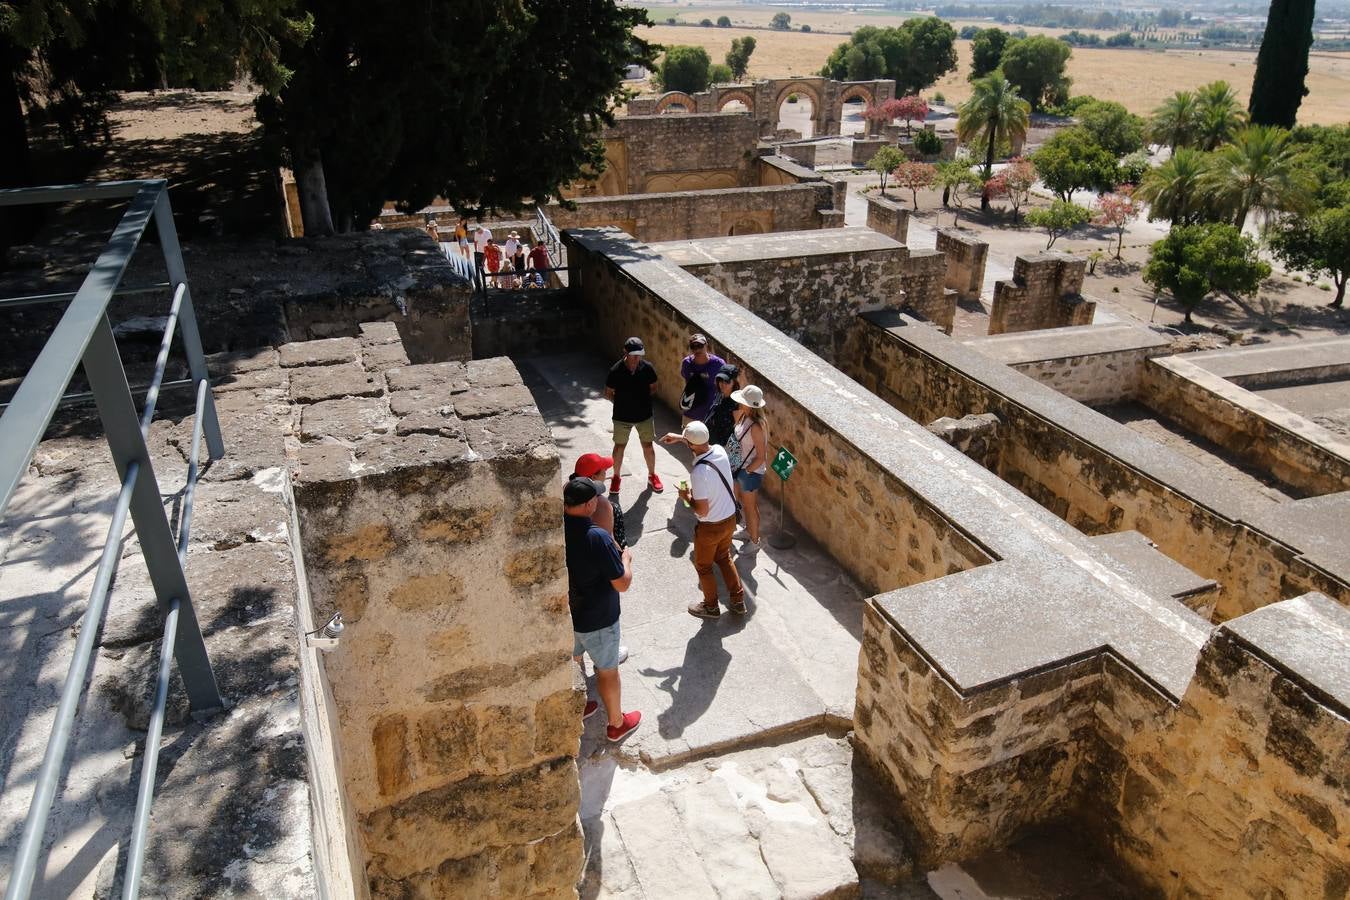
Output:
[933, 228, 987, 302]
[988, 252, 1095, 335]
[865, 193, 910, 245]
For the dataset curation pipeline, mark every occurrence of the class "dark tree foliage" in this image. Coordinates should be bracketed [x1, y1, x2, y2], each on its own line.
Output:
[1249, 0, 1315, 128]
[258, 0, 654, 233]
[999, 35, 1071, 111]
[657, 45, 711, 93]
[819, 19, 957, 95]
[725, 35, 756, 80]
[969, 27, 1008, 79]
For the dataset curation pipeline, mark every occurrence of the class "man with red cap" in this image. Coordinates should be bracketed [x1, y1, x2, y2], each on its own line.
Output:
[572, 452, 625, 547]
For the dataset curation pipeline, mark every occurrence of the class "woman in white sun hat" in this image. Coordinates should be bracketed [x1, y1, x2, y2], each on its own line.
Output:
[729, 384, 769, 553]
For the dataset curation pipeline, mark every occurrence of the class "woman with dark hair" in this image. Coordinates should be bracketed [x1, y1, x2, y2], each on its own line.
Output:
[704, 363, 740, 450]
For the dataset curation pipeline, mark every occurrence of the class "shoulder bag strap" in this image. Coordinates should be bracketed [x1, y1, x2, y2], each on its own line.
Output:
[695, 457, 738, 508]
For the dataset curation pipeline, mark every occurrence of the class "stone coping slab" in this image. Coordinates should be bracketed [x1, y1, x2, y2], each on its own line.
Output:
[650, 226, 902, 266]
[965, 323, 1170, 367]
[871, 558, 1207, 698]
[1180, 337, 1350, 385]
[1223, 592, 1350, 716]
[567, 181, 827, 206]
[869, 311, 1273, 528]
[567, 229, 1211, 701]
[1086, 531, 1218, 604]
[1244, 492, 1350, 587]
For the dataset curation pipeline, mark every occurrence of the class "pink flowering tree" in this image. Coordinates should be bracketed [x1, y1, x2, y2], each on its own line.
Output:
[893, 161, 938, 209]
[1095, 187, 1142, 259]
[862, 98, 905, 127]
[985, 156, 1036, 220]
[893, 94, 930, 136]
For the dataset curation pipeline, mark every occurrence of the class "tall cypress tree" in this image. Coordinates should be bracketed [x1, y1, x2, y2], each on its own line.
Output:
[1249, 0, 1316, 128]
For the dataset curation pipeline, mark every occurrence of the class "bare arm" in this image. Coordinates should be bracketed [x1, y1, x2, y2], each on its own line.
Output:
[610, 546, 634, 593]
[604, 387, 615, 401]
[752, 422, 768, 467]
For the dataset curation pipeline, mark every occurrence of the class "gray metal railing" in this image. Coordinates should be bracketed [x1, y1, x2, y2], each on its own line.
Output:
[0, 180, 225, 900]
[535, 204, 565, 270]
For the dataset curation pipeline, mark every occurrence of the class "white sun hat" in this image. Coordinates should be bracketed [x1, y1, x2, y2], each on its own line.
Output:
[730, 385, 766, 409]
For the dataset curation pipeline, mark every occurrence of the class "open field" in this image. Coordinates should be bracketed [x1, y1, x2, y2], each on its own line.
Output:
[634, 16, 1350, 125]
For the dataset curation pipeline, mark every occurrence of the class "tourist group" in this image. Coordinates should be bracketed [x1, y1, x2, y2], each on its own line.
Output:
[562, 333, 771, 742]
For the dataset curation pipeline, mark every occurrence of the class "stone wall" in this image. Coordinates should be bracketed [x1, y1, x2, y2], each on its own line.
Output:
[965, 323, 1173, 407]
[901, 250, 954, 335]
[857, 583, 1350, 895]
[569, 113, 762, 197]
[547, 182, 837, 243]
[987, 253, 1096, 335]
[933, 229, 987, 301]
[1139, 355, 1350, 497]
[284, 334, 583, 897]
[865, 194, 910, 245]
[626, 77, 896, 138]
[565, 228, 994, 595]
[841, 313, 1350, 620]
[852, 138, 889, 167]
[471, 289, 592, 360]
[777, 142, 817, 169]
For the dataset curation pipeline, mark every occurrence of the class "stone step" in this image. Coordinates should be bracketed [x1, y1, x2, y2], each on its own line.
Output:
[669, 777, 780, 899]
[609, 790, 719, 899]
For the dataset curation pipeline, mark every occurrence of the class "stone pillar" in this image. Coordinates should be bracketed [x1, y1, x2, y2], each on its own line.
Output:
[934, 228, 988, 302]
[988, 253, 1095, 335]
[866, 194, 911, 245]
[288, 347, 584, 897]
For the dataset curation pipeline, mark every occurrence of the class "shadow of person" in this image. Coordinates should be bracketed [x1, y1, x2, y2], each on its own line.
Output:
[622, 490, 650, 546]
[639, 613, 749, 740]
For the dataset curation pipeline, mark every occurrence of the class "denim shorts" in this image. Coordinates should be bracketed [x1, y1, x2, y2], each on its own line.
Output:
[735, 469, 764, 492]
[573, 621, 623, 670]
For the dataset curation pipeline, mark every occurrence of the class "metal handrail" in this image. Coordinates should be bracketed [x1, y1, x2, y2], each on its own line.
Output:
[0, 180, 226, 900]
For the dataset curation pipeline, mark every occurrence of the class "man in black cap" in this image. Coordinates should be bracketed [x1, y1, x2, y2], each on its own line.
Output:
[564, 476, 642, 741]
[604, 336, 663, 496]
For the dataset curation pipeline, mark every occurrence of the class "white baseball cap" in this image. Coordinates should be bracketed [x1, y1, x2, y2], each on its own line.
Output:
[682, 420, 710, 444]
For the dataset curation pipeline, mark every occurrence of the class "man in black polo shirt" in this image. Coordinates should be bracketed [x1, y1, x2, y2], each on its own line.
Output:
[604, 336, 663, 496]
[564, 477, 642, 742]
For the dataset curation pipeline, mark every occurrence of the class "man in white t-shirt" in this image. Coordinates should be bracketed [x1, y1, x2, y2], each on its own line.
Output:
[472, 224, 492, 292]
[672, 420, 746, 618]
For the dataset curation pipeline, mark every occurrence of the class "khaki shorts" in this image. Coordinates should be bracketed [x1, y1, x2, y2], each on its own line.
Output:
[613, 418, 655, 445]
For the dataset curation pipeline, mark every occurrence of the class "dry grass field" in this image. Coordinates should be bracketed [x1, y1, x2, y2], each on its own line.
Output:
[632, 5, 1350, 125]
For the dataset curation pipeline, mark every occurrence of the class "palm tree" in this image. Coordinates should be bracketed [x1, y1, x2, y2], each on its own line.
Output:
[1148, 90, 1199, 151]
[1202, 125, 1314, 229]
[1194, 81, 1246, 150]
[1135, 148, 1212, 226]
[957, 74, 1030, 209]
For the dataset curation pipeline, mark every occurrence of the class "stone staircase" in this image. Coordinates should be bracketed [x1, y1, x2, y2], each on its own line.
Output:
[579, 733, 916, 900]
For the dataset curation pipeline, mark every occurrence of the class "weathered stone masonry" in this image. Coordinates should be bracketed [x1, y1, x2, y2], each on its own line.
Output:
[283, 330, 583, 898]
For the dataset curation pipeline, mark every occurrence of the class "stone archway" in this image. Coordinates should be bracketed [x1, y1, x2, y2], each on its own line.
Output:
[773, 81, 823, 139]
[837, 84, 876, 136]
[716, 89, 756, 115]
[654, 91, 695, 114]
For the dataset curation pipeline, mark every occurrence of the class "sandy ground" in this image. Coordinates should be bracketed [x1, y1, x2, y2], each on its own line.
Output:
[632, 20, 1350, 125]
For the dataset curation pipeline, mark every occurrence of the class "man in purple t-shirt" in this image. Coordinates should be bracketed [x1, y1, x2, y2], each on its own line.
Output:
[679, 333, 726, 423]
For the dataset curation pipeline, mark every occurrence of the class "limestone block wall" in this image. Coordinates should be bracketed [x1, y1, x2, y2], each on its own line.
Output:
[547, 182, 836, 243]
[566, 228, 994, 594]
[966, 323, 1173, 407]
[901, 250, 953, 335]
[1139, 356, 1350, 497]
[933, 229, 987, 301]
[757, 154, 817, 186]
[987, 253, 1095, 335]
[677, 252, 905, 360]
[865, 194, 910, 244]
[842, 314, 1350, 619]
[777, 142, 817, 169]
[857, 588, 1350, 895]
[285, 340, 583, 897]
[595, 113, 761, 195]
[852, 138, 889, 167]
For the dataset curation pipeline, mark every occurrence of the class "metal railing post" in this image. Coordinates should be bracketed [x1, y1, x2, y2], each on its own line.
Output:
[151, 191, 224, 461]
[82, 315, 222, 712]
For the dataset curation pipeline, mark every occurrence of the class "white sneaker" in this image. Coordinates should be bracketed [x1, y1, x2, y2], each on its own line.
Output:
[617, 646, 629, 665]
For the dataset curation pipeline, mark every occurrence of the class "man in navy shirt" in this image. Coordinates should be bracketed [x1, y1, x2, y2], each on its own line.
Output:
[605, 336, 663, 496]
[564, 477, 642, 742]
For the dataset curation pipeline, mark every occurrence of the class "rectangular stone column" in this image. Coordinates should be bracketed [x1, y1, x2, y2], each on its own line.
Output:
[988, 253, 1095, 335]
[866, 194, 911, 245]
[934, 228, 988, 302]
[286, 343, 583, 898]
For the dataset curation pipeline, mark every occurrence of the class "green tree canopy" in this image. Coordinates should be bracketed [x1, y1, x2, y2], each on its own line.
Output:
[819, 19, 958, 95]
[999, 35, 1071, 111]
[1269, 206, 1350, 307]
[1031, 127, 1118, 201]
[1143, 223, 1270, 323]
[657, 44, 711, 94]
[1193, 81, 1246, 150]
[1135, 147, 1216, 226]
[969, 28, 1009, 79]
[716, 15, 731, 27]
[725, 35, 756, 80]
[869, 145, 908, 197]
[1202, 124, 1313, 228]
[1076, 99, 1144, 157]
[1148, 90, 1199, 151]
[1249, 0, 1314, 128]
[259, 0, 654, 234]
[1025, 200, 1090, 248]
[770, 11, 791, 30]
[709, 62, 732, 84]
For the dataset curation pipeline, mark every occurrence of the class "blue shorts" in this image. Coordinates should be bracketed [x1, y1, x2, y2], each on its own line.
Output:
[573, 621, 623, 670]
[735, 469, 764, 492]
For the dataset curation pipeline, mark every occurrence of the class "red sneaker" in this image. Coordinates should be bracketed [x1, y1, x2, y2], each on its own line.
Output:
[609, 475, 621, 495]
[648, 473, 664, 493]
[583, 700, 600, 720]
[606, 710, 642, 742]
